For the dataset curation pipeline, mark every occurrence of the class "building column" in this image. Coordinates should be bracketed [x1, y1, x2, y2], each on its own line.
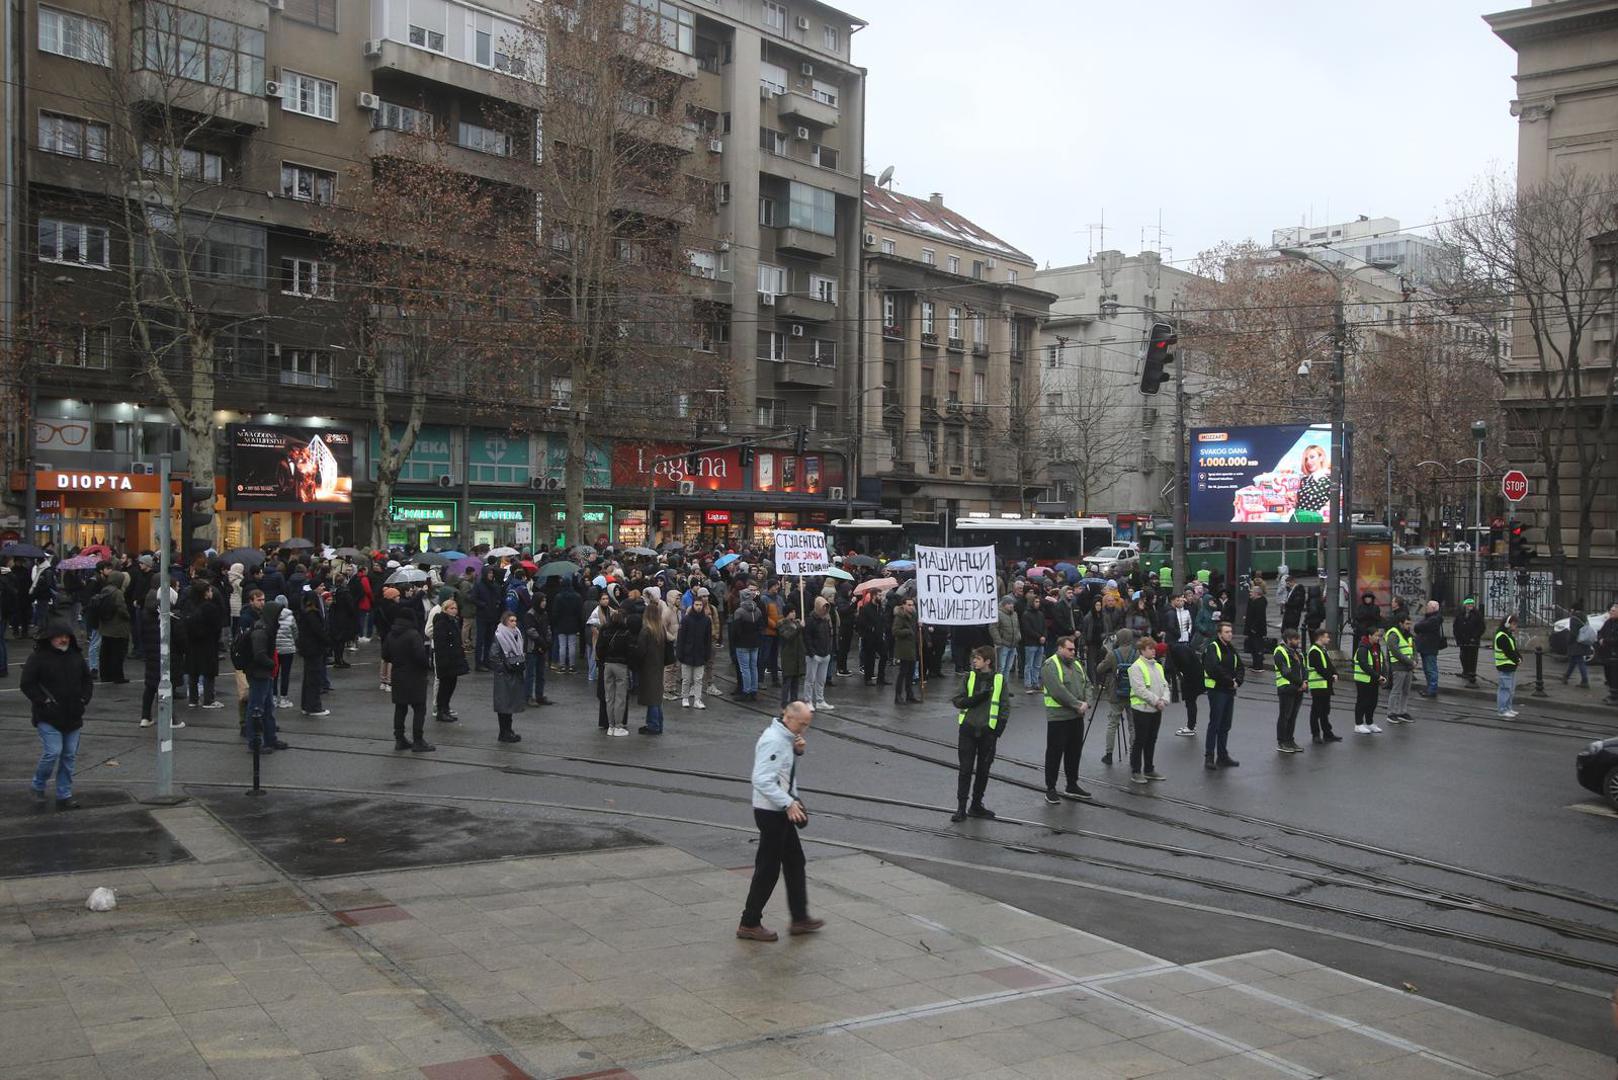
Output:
[902, 292, 924, 462]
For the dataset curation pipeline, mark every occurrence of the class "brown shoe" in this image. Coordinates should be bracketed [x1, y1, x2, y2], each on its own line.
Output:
[736, 923, 778, 942]
[788, 917, 825, 935]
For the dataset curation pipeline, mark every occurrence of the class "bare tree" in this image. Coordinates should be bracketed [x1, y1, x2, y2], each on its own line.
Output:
[1041, 380, 1137, 512]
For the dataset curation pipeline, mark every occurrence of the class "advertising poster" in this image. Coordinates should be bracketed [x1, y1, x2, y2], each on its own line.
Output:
[1190, 424, 1338, 530]
[915, 545, 998, 625]
[1354, 542, 1392, 610]
[228, 424, 354, 509]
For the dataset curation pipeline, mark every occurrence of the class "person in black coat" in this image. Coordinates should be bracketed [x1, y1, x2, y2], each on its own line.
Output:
[1243, 585, 1269, 671]
[295, 592, 330, 716]
[432, 597, 470, 722]
[1452, 597, 1486, 685]
[383, 608, 434, 752]
[183, 582, 225, 708]
[1282, 579, 1306, 633]
[327, 574, 359, 668]
[139, 587, 187, 728]
[21, 619, 95, 808]
[522, 592, 553, 704]
[471, 567, 503, 671]
[549, 580, 584, 672]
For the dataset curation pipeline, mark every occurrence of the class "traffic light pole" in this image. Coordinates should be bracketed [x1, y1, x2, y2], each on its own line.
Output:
[150, 453, 181, 804]
[1172, 347, 1187, 590]
[1325, 299, 1346, 655]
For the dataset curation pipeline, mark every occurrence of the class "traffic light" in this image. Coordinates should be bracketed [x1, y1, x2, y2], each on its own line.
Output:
[794, 427, 807, 456]
[685, 452, 701, 475]
[181, 483, 214, 549]
[1507, 519, 1535, 568]
[1139, 322, 1177, 395]
[738, 445, 755, 468]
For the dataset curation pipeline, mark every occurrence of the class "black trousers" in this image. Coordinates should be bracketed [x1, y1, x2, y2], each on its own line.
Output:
[1276, 689, 1302, 745]
[1309, 689, 1335, 737]
[956, 725, 997, 807]
[1044, 717, 1082, 790]
[300, 655, 323, 712]
[436, 673, 458, 714]
[392, 701, 425, 740]
[1354, 681, 1379, 726]
[100, 637, 128, 681]
[836, 620, 855, 671]
[1458, 645, 1480, 679]
[893, 659, 917, 700]
[1129, 709, 1162, 774]
[859, 636, 887, 681]
[741, 808, 808, 928]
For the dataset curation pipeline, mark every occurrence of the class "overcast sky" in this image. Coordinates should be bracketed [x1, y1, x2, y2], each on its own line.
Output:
[853, 0, 1521, 270]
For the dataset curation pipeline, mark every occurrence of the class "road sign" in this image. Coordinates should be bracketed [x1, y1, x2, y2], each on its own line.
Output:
[1501, 470, 1529, 503]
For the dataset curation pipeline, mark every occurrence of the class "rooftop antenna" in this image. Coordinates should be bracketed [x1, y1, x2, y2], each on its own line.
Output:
[876, 165, 894, 189]
[1086, 208, 1105, 260]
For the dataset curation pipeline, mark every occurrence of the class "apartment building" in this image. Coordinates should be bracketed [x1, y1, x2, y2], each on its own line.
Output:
[860, 180, 1056, 528]
[10, 0, 868, 552]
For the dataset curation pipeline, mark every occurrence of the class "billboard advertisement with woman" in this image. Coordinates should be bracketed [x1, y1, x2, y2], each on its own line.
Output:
[1189, 424, 1340, 531]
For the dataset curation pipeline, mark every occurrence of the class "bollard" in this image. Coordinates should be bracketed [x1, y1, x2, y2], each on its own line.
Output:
[1532, 646, 1548, 697]
[246, 735, 265, 797]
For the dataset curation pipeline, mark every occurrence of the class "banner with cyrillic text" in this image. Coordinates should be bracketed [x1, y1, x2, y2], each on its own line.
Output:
[774, 530, 829, 576]
[915, 545, 998, 625]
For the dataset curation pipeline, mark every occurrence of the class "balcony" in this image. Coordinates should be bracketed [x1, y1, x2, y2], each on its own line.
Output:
[613, 187, 696, 225]
[629, 116, 700, 154]
[137, 273, 268, 316]
[921, 395, 941, 417]
[778, 91, 839, 129]
[921, 331, 938, 348]
[369, 128, 529, 188]
[969, 405, 991, 427]
[776, 293, 835, 321]
[946, 337, 965, 353]
[774, 227, 837, 259]
[773, 361, 835, 389]
[882, 324, 904, 341]
[624, 39, 700, 80]
[127, 70, 269, 129]
[972, 341, 989, 358]
[365, 39, 534, 107]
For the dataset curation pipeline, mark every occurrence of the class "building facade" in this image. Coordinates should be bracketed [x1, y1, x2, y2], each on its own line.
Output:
[859, 181, 1055, 531]
[1271, 216, 1445, 290]
[9, 0, 869, 552]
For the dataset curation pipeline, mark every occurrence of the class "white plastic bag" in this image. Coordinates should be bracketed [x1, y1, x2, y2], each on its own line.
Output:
[86, 887, 117, 912]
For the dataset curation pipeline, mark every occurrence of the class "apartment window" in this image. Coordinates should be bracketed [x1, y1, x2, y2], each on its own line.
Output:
[920, 248, 935, 266]
[281, 163, 336, 203]
[757, 263, 786, 298]
[280, 348, 333, 388]
[620, 90, 657, 117]
[972, 313, 987, 344]
[810, 144, 838, 170]
[969, 444, 985, 471]
[1007, 269, 1018, 285]
[1046, 344, 1061, 368]
[550, 376, 572, 406]
[823, 24, 839, 52]
[458, 121, 510, 157]
[947, 370, 961, 403]
[811, 338, 835, 365]
[920, 368, 934, 398]
[947, 254, 960, 274]
[1046, 392, 1062, 411]
[920, 301, 935, 335]
[922, 428, 937, 466]
[38, 112, 108, 162]
[280, 256, 334, 298]
[947, 306, 961, 340]
[141, 142, 224, 182]
[763, 1, 786, 34]
[809, 273, 837, 304]
[759, 61, 788, 96]
[43, 325, 110, 368]
[621, 0, 694, 54]
[614, 237, 647, 264]
[809, 79, 837, 107]
[39, 6, 109, 64]
[757, 398, 781, 427]
[972, 372, 986, 404]
[809, 402, 836, 428]
[375, 101, 429, 134]
[38, 218, 109, 268]
[880, 237, 896, 255]
[760, 331, 787, 361]
[788, 182, 835, 235]
[408, 24, 445, 51]
[882, 293, 897, 328]
[282, 0, 336, 32]
[758, 196, 776, 226]
[133, 2, 265, 93]
[971, 259, 987, 280]
[759, 126, 787, 155]
[686, 249, 718, 279]
[282, 71, 336, 121]
[945, 431, 963, 465]
[145, 213, 265, 284]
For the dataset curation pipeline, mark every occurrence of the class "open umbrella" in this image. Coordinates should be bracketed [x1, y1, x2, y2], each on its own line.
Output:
[219, 547, 267, 569]
[822, 566, 855, 581]
[334, 546, 363, 558]
[0, 542, 48, 558]
[385, 567, 429, 585]
[449, 556, 482, 578]
[1025, 565, 1050, 577]
[436, 550, 468, 560]
[845, 554, 880, 569]
[853, 576, 899, 596]
[78, 543, 113, 559]
[713, 552, 740, 570]
[415, 551, 450, 566]
[536, 560, 580, 579]
[885, 559, 916, 572]
[279, 538, 315, 550]
[488, 546, 519, 558]
[58, 554, 101, 571]
[660, 540, 685, 551]
[624, 546, 658, 558]
[1080, 576, 1110, 587]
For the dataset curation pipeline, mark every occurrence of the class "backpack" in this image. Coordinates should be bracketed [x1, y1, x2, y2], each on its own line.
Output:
[1113, 649, 1131, 700]
[229, 625, 255, 670]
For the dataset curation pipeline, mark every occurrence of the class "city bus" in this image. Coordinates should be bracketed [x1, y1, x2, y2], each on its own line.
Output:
[952, 516, 1114, 566]
[824, 518, 907, 558]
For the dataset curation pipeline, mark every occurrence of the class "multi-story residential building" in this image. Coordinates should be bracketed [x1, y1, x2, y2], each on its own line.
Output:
[1032, 250, 1201, 525]
[9, 0, 868, 552]
[858, 181, 1055, 531]
[1271, 216, 1445, 290]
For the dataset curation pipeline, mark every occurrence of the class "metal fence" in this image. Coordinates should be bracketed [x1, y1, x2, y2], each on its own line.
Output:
[1429, 554, 1618, 626]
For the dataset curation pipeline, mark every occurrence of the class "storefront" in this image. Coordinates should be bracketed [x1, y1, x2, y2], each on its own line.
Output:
[386, 499, 458, 551]
[547, 504, 614, 549]
[468, 501, 536, 549]
[11, 469, 180, 551]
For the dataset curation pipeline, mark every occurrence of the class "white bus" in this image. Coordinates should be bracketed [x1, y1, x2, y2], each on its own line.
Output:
[825, 518, 907, 557]
[952, 516, 1114, 565]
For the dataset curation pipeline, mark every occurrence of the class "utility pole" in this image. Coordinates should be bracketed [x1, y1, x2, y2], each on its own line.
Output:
[1324, 299, 1346, 653]
[1172, 347, 1187, 590]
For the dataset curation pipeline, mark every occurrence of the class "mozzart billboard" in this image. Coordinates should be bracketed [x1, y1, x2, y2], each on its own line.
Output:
[1189, 424, 1342, 532]
[227, 424, 355, 510]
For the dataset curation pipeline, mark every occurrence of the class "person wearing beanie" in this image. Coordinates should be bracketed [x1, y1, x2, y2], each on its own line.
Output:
[1093, 628, 1137, 766]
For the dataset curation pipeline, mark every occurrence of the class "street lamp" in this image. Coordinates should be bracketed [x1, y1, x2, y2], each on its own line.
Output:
[1277, 247, 1399, 652]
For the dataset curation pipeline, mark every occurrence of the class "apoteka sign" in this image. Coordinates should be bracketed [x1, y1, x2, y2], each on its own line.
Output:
[54, 472, 134, 491]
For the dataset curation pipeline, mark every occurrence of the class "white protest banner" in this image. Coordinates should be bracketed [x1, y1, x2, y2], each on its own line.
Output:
[774, 530, 829, 576]
[915, 545, 998, 625]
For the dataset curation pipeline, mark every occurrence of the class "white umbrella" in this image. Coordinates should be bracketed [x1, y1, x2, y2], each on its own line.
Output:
[488, 546, 519, 558]
[386, 567, 430, 585]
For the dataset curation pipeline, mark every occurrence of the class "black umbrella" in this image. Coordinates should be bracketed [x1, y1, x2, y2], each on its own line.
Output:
[279, 538, 315, 550]
[219, 547, 267, 568]
[416, 551, 451, 566]
[0, 542, 48, 558]
[660, 540, 685, 551]
[845, 554, 880, 569]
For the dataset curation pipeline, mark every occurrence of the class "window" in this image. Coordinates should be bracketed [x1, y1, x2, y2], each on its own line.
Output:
[880, 237, 896, 255]
[920, 248, 935, 266]
[1007, 269, 1018, 285]
[43, 325, 110, 368]
[922, 429, 937, 466]
[408, 24, 445, 50]
[686, 249, 718, 279]
[970, 444, 985, 471]
[144, 213, 265, 284]
[550, 376, 572, 406]
[809, 402, 836, 428]
[1046, 343, 1062, 368]
[756, 398, 781, 427]
[621, 0, 694, 54]
[375, 100, 429, 134]
[920, 301, 934, 335]
[947, 306, 961, 341]
[614, 237, 647, 264]
[757, 263, 786, 298]
[947, 371, 961, 404]
[141, 142, 224, 182]
[763, 1, 786, 34]
[920, 368, 934, 398]
[788, 182, 835, 235]
[133, 2, 265, 93]
[823, 24, 839, 52]
[38, 218, 109, 268]
[809, 273, 836, 304]
[620, 90, 657, 117]
[282, 0, 336, 32]
[38, 112, 108, 161]
[811, 339, 835, 365]
[457, 121, 510, 157]
[972, 372, 986, 404]
[759, 331, 786, 361]
[280, 257, 334, 298]
[758, 196, 776, 226]
[759, 61, 787, 96]
[1046, 392, 1062, 411]
[759, 126, 787, 155]
[810, 144, 838, 170]
[280, 348, 333, 388]
[947, 254, 960, 274]
[809, 79, 837, 106]
[282, 71, 336, 121]
[945, 431, 962, 464]
[882, 293, 896, 328]
[38, 7, 108, 64]
[972, 313, 987, 344]
[281, 163, 336, 203]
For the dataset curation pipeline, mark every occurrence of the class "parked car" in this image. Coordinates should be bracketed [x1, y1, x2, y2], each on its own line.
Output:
[1084, 544, 1139, 579]
[1576, 737, 1618, 811]
[1549, 611, 1611, 656]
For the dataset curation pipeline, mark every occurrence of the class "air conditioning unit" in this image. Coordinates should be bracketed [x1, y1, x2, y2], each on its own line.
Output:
[790, 324, 805, 337]
[362, 39, 383, 58]
[800, 62, 814, 76]
[863, 232, 875, 246]
[827, 486, 844, 501]
[436, 474, 454, 488]
[708, 137, 723, 153]
[131, 462, 157, 476]
[717, 239, 730, 252]
[794, 125, 810, 140]
[760, 84, 773, 99]
[529, 477, 547, 491]
[795, 15, 810, 30]
[677, 480, 695, 496]
[263, 79, 283, 98]
[985, 258, 997, 269]
[357, 91, 380, 110]
[267, 0, 284, 9]
[759, 292, 776, 306]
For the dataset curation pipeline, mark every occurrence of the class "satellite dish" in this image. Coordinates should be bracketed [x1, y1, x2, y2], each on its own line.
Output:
[876, 165, 894, 189]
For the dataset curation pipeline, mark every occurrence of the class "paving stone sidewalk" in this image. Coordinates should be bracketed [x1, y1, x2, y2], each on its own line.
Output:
[0, 801, 1611, 1080]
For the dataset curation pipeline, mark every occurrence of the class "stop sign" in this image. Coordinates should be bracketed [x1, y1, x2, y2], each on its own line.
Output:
[1501, 470, 1529, 503]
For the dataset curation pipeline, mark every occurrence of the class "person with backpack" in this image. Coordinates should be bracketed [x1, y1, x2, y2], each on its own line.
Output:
[1565, 605, 1593, 688]
[242, 596, 289, 753]
[1094, 628, 1137, 767]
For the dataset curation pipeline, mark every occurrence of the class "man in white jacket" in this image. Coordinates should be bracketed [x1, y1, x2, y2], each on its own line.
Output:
[738, 701, 823, 942]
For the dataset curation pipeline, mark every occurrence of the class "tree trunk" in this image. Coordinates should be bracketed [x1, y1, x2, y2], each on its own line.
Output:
[564, 414, 586, 549]
[1536, 422, 1565, 557]
[370, 472, 395, 551]
[182, 335, 218, 547]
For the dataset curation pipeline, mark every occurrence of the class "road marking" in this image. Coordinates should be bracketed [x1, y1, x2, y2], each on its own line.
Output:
[1565, 802, 1618, 819]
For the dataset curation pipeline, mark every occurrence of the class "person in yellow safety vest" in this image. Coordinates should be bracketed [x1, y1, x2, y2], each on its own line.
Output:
[1040, 636, 1091, 804]
[1306, 627, 1342, 744]
[1383, 614, 1417, 725]
[950, 646, 1011, 823]
[1272, 627, 1305, 753]
[1352, 627, 1387, 734]
[1494, 614, 1521, 719]
[1127, 637, 1171, 783]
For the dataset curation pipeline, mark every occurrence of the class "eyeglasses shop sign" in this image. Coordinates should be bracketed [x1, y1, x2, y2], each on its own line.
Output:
[774, 530, 828, 576]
